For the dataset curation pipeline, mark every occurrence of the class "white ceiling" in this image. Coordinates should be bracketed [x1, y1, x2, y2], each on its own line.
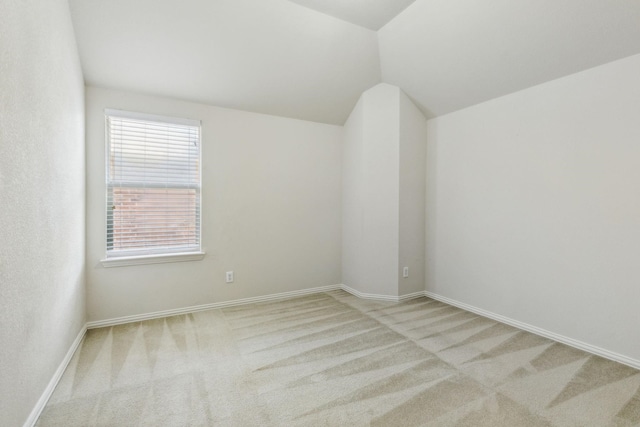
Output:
[69, 0, 640, 125]
[287, 0, 418, 31]
[69, 0, 381, 125]
[380, 0, 640, 118]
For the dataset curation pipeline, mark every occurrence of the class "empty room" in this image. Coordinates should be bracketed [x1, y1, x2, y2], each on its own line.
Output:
[2, 0, 640, 425]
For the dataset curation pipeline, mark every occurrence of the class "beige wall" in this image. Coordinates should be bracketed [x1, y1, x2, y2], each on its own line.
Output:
[341, 96, 367, 293]
[359, 84, 402, 296]
[342, 83, 427, 298]
[342, 84, 400, 296]
[426, 53, 640, 362]
[0, 1, 86, 425]
[398, 90, 428, 295]
[86, 87, 342, 322]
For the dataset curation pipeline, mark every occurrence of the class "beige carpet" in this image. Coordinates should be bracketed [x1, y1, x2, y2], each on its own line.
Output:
[37, 290, 640, 426]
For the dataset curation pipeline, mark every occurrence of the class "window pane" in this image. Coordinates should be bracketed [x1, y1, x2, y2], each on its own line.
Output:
[107, 187, 199, 252]
[105, 110, 201, 257]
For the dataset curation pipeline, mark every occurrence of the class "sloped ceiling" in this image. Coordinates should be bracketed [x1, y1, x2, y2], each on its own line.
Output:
[286, 0, 417, 31]
[380, 0, 640, 118]
[68, 0, 381, 125]
[69, 0, 640, 125]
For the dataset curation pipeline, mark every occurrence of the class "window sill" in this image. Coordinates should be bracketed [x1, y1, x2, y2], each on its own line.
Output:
[100, 251, 206, 268]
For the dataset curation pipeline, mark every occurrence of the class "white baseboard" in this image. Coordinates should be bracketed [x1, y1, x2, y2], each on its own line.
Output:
[87, 284, 341, 329]
[23, 324, 87, 427]
[424, 290, 640, 371]
[341, 284, 400, 302]
[398, 291, 426, 301]
[340, 284, 424, 302]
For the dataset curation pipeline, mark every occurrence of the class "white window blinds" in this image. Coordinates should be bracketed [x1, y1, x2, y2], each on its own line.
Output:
[105, 109, 201, 258]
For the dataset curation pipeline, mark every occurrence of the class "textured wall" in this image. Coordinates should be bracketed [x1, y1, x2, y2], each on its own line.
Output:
[85, 87, 342, 322]
[426, 53, 640, 362]
[0, 1, 86, 426]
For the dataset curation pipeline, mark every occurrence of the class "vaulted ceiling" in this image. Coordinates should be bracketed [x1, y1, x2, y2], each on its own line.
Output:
[379, 0, 640, 118]
[69, 0, 640, 125]
[287, 0, 418, 31]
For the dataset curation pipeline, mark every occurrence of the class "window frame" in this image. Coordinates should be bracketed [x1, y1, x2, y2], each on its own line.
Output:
[101, 109, 205, 267]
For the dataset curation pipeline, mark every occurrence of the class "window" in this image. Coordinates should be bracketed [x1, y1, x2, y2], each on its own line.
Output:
[103, 109, 203, 265]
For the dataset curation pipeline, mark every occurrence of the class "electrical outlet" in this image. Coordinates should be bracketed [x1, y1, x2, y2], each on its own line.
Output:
[402, 267, 409, 278]
[225, 271, 234, 283]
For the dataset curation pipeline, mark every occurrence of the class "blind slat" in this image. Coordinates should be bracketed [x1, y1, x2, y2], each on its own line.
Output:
[106, 111, 201, 256]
